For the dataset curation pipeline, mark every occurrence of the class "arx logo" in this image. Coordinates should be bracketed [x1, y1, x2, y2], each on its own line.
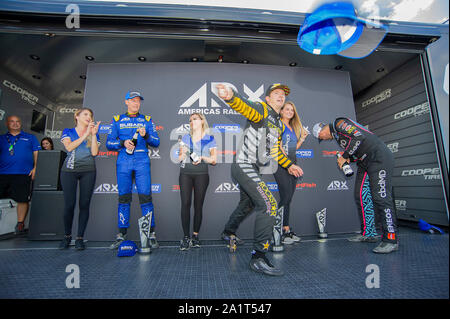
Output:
[94, 183, 118, 194]
[327, 181, 349, 191]
[178, 82, 265, 115]
[215, 182, 240, 193]
[148, 148, 161, 159]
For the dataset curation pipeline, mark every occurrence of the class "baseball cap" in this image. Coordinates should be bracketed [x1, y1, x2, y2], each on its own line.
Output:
[117, 240, 138, 257]
[125, 90, 144, 100]
[312, 122, 326, 139]
[265, 83, 290, 97]
[297, 1, 388, 59]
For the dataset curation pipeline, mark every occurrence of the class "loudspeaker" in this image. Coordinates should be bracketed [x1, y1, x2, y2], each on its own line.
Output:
[33, 150, 67, 191]
[28, 191, 65, 240]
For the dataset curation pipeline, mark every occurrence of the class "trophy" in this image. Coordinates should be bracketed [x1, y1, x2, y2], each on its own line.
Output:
[316, 208, 328, 239]
[272, 206, 284, 252]
[138, 211, 153, 254]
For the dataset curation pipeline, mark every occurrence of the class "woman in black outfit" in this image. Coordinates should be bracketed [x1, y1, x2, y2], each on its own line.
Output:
[178, 112, 217, 250]
[274, 101, 309, 244]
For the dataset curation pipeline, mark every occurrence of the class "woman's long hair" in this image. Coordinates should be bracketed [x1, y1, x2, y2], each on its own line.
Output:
[74, 108, 94, 147]
[281, 101, 304, 141]
[189, 112, 210, 138]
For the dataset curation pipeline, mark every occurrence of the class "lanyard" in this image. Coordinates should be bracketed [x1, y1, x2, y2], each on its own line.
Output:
[6, 134, 20, 155]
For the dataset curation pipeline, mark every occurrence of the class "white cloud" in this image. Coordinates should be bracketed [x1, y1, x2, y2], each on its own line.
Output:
[384, 0, 435, 21]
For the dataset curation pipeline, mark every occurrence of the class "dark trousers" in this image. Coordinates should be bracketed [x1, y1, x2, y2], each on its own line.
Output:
[60, 170, 96, 237]
[224, 163, 278, 253]
[179, 173, 209, 237]
[273, 165, 297, 227]
[354, 146, 398, 243]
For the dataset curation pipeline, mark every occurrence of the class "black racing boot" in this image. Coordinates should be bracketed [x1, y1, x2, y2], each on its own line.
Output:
[249, 251, 284, 276]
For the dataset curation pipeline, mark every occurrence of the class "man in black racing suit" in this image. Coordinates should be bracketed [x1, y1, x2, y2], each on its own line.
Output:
[315, 117, 399, 254]
[216, 83, 304, 276]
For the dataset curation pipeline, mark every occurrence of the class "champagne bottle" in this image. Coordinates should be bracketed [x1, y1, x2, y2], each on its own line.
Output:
[126, 129, 139, 155]
[336, 153, 354, 177]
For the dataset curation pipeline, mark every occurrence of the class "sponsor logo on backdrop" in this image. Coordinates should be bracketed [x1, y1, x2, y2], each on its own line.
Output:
[296, 149, 314, 158]
[322, 150, 344, 157]
[94, 183, 161, 194]
[0, 109, 5, 121]
[327, 181, 349, 191]
[96, 149, 160, 159]
[215, 182, 239, 193]
[44, 129, 62, 139]
[59, 107, 79, 113]
[151, 184, 161, 193]
[296, 182, 317, 190]
[395, 200, 407, 211]
[401, 167, 441, 180]
[178, 82, 264, 115]
[213, 124, 241, 133]
[97, 151, 118, 158]
[361, 88, 392, 108]
[2, 79, 39, 106]
[394, 102, 429, 120]
[386, 142, 399, 153]
[172, 185, 180, 192]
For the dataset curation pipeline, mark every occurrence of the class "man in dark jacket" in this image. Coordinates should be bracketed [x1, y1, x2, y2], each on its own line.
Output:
[313, 117, 399, 254]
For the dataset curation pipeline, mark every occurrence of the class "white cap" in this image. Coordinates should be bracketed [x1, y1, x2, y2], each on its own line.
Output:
[313, 122, 325, 139]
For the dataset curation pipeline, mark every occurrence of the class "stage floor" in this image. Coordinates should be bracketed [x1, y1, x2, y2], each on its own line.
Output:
[0, 227, 448, 299]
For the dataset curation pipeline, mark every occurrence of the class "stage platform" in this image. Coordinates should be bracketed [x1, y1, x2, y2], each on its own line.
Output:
[0, 226, 447, 299]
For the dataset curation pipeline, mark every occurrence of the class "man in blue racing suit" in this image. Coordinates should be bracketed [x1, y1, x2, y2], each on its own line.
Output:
[107, 90, 160, 251]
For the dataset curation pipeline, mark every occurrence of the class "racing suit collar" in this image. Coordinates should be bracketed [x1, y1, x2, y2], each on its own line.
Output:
[266, 102, 281, 115]
[126, 112, 140, 118]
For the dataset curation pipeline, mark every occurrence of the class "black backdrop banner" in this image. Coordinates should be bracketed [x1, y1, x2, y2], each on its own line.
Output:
[73, 62, 360, 241]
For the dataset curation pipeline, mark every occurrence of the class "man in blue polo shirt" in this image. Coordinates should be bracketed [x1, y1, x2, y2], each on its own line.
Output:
[0, 115, 40, 234]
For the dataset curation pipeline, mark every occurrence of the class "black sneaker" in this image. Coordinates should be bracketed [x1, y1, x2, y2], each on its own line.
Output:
[249, 255, 284, 276]
[191, 235, 201, 248]
[59, 236, 71, 249]
[180, 236, 191, 251]
[75, 238, 86, 250]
